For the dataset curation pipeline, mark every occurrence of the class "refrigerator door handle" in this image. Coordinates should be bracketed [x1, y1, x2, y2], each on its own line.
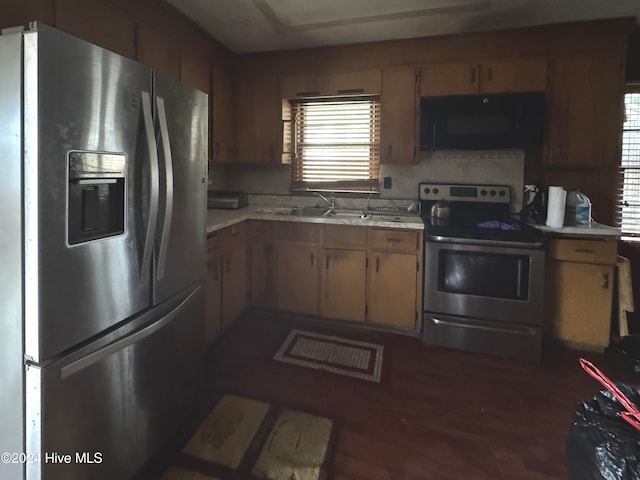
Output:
[140, 91, 160, 283]
[156, 96, 174, 280]
[60, 285, 200, 379]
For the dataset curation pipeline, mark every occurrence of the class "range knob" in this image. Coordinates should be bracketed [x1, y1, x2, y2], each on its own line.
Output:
[498, 190, 506, 197]
[433, 188, 439, 194]
[480, 189, 487, 196]
[423, 187, 430, 194]
[489, 190, 496, 196]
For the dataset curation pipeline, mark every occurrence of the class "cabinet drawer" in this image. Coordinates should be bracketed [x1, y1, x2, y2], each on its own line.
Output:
[547, 237, 617, 264]
[321, 224, 367, 248]
[276, 222, 319, 243]
[368, 228, 419, 253]
[248, 220, 274, 240]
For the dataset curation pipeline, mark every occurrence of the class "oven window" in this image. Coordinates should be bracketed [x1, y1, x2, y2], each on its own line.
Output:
[438, 250, 529, 300]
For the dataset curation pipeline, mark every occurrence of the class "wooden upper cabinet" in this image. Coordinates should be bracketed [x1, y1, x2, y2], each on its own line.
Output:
[419, 57, 548, 96]
[180, 49, 210, 94]
[419, 61, 479, 96]
[235, 73, 280, 163]
[211, 65, 235, 163]
[55, 0, 135, 58]
[281, 69, 382, 98]
[481, 57, 548, 93]
[137, 23, 179, 78]
[0, 0, 54, 30]
[380, 67, 417, 164]
[545, 53, 624, 167]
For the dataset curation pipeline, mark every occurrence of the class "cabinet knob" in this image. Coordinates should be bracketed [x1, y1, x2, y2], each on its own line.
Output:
[602, 273, 609, 289]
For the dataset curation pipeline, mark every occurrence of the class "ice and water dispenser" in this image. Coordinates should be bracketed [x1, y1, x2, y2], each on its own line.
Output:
[67, 151, 126, 245]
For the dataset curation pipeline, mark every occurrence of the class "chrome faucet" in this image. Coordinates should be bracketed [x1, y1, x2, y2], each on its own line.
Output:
[313, 191, 335, 209]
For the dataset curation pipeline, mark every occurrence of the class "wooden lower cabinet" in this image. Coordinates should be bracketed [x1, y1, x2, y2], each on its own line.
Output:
[248, 220, 275, 306]
[205, 238, 222, 344]
[276, 243, 319, 315]
[205, 225, 247, 344]
[221, 240, 247, 329]
[367, 251, 419, 329]
[320, 249, 366, 322]
[544, 236, 617, 350]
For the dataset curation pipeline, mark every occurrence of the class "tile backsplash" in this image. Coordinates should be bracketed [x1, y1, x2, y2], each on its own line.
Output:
[210, 150, 525, 212]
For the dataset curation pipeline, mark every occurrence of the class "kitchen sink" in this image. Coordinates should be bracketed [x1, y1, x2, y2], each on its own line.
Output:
[279, 206, 333, 216]
[277, 207, 372, 219]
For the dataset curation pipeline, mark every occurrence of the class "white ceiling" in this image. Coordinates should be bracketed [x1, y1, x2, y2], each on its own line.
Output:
[165, 0, 640, 53]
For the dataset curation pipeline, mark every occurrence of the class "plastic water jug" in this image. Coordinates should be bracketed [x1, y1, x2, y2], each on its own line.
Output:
[564, 190, 591, 226]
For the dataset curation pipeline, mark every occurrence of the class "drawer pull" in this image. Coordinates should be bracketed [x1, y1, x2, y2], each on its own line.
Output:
[574, 248, 595, 254]
[386, 238, 402, 242]
[310, 253, 314, 267]
[376, 257, 380, 272]
[225, 259, 231, 274]
[602, 273, 610, 289]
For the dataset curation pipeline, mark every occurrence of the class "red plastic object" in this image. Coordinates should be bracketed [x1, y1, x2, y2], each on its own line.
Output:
[579, 358, 640, 431]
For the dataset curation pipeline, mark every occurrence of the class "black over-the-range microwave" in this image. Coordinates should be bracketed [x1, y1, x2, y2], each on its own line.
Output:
[419, 91, 545, 150]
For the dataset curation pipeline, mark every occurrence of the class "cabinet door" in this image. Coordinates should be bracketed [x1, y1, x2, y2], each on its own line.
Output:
[222, 243, 247, 329]
[367, 252, 418, 329]
[381, 67, 417, 164]
[180, 49, 211, 94]
[418, 62, 479, 96]
[480, 57, 548, 93]
[236, 74, 279, 163]
[545, 54, 624, 167]
[205, 252, 222, 344]
[248, 240, 274, 306]
[212, 65, 235, 163]
[55, 0, 135, 59]
[320, 249, 366, 322]
[545, 261, 614, 350]
[276, 244, 319, 315]
[136, 23, 179, 78]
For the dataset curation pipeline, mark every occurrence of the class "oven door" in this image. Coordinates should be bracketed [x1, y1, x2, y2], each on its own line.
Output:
[424, 239, 544, 326]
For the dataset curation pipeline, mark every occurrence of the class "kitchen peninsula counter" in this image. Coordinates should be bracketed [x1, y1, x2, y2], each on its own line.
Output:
[206, 206, 424, 234]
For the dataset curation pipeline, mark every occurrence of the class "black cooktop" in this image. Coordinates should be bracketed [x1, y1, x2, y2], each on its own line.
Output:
[425, 214, 545, 244]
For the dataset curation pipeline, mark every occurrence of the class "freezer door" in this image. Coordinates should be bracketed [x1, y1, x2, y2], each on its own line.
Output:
[26, 286, 204, 480]
[153, 72, 208, 304]
[25, 24, 153, 362]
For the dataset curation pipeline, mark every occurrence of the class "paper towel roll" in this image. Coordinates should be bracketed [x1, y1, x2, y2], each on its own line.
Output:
[546, 186, 566, 228]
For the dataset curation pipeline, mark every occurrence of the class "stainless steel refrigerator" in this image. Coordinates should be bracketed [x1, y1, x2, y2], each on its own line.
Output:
[0, 23, 208, 480]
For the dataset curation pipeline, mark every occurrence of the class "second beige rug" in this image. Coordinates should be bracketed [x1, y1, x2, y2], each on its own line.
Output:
[163, 393, 335, 480]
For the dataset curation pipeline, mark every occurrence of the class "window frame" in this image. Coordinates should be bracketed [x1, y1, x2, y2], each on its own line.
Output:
[284, 95, 381, 193]
[618, 84, 640, 240]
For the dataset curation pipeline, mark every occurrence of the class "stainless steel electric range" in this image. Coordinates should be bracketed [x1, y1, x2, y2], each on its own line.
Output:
[419, 183, 546, 361]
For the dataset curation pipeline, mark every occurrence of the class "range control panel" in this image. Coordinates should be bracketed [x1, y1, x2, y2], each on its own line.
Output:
[419, 183, 511, 204]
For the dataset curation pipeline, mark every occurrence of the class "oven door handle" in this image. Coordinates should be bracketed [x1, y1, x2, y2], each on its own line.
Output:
[430, 316, 539, 335]
[428, 235, 544, 249]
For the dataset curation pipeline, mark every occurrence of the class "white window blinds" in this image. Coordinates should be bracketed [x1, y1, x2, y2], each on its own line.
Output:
[287, 97, 380, 192]
[618, 89, 640, 237]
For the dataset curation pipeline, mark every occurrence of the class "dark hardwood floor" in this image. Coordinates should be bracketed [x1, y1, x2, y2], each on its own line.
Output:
[150, 310, 638, 480]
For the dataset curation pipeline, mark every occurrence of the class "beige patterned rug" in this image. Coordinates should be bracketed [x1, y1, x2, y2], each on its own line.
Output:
[162, 394, 335, 480]
[273, 330, 384, 383]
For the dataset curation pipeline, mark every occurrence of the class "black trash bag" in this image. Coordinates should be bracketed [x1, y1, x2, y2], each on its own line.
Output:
[617, 335, 640, 375]
[567, 383, 640, 480]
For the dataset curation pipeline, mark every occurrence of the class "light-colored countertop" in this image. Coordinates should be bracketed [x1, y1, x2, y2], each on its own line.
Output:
[206, 205, 424, 234]
[534, 222, 620, 237]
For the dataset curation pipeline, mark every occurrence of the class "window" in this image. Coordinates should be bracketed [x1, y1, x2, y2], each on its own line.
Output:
[284, 97, 380, 192]
[618, 87, 640, 237]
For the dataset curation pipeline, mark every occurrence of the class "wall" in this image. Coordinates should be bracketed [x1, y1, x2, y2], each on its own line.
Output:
[218, 151, 524, 212]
